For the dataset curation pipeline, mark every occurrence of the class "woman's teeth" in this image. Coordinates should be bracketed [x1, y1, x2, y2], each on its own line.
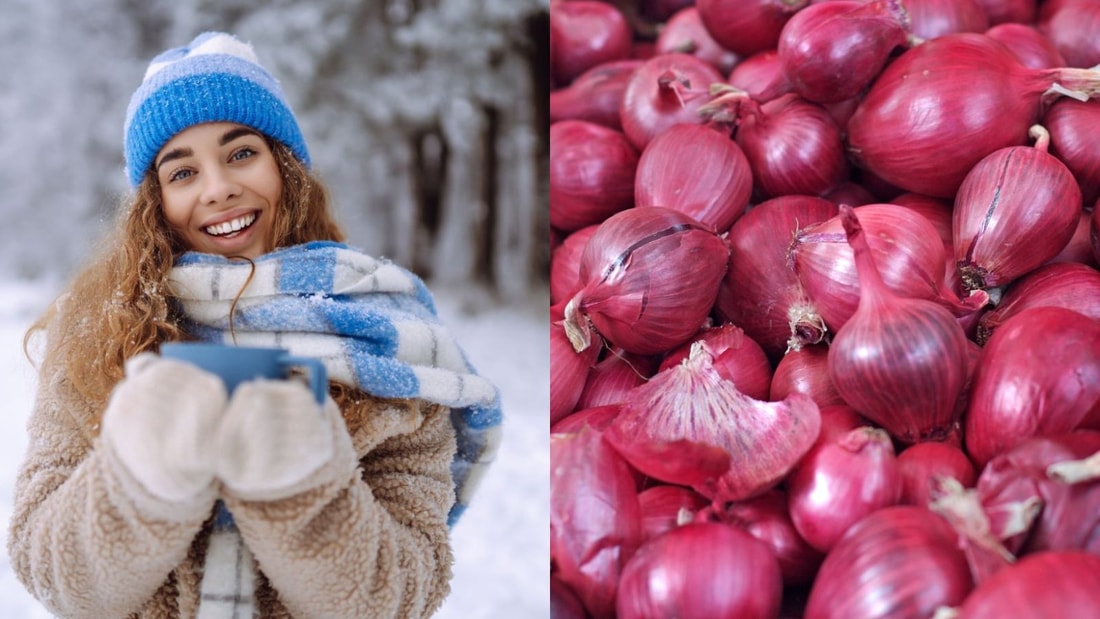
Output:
[205, 213, 256, 237]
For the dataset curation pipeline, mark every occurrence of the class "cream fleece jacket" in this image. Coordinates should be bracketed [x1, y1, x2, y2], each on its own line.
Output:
[7, 344, 457, 618]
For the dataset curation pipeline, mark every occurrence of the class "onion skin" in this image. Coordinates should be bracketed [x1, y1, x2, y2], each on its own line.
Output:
[616, 522, 783, 619]
[1039, 0, 1100, 68]
[634, 123, 752, 234]
[550, 425, 643, 619]
[905, 0, 991, 40]
[827, 206, 969, 444]
[953, 125, 1082, 292]
[963, 306, 1100, 468]
[984, 23, 1066, 70]
[563, 206, 729, 356]
[551, 317, 602, 425]
[550, 59, 644, 131]
[975, 261, 1100, 344]
[550, 0, 633, 86]
[787, 426, 903, 553]
[655, 7, 740, 75]
[778, 0, 912, 104]
[1045, 97, 1100, 207]
[846, 33, 1100, 198]
[619, 52, 725, 151]
[549, 120, 639, 233]
[550, 224, 599, 306]
[659, 323, 773, 401]
[637, 484, 710, 541]
[769, 345, 847, 409]
[551, 404, 622, 435]
[696, 0, 810, 57]
[726, 49, 792, 102]
[551, 573, 589, 619]
[804, 505, 973, 619]
[576, 350, 657, 410]
[897, 440, 978, 508]
[976, 0, 1037, 26]
[952, 551, 1100, 618]
[714, 195, 837, 362]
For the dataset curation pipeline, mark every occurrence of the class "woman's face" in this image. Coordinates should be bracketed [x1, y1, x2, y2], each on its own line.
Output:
[155, 121, 282, 259]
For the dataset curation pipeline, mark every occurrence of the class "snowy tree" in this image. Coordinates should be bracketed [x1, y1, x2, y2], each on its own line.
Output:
[0, 0, 549, 303]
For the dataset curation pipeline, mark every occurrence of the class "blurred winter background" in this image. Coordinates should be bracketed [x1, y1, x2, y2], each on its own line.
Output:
[0, 1, 549, 617]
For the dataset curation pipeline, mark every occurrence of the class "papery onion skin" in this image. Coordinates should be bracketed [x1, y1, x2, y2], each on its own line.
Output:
[827, 206, 969, 444]
[576, 350, 658, 410]
[563, 206, 729, 356]
[634, 123, 753, 234]
[549, 120, 639, 232]
[787, 426, 903, 553]
[616, 522, 783, 619]
[897, 440, 978, 508]
[605, 341, 821, 502]
[696, 0, 810, 57]
[953, 125, 1082, 292]
[550, 426, 643, 619]
[804, 505, 973, 619]
[846, 33, 1099, 198]
[658, 323, 773, 401]
[619, 52, 725, 151]
[551, 404, 622, 435]
[975, 431, 1100, 555]
[550, 59, 644, 131]
[714, 195, 837, 362]
[963, 306, 1100, 468]
[952, 551, 1100, 618]
[975, 261, 1100, 344]
[778, 0, 912, 104]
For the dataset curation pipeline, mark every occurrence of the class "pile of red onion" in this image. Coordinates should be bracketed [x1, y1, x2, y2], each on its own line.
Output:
[549, 0, 1100, 615]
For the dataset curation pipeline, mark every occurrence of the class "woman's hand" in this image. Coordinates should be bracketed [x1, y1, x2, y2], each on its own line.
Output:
[101, 353, 227, 504]
[214, 379, 337, 501]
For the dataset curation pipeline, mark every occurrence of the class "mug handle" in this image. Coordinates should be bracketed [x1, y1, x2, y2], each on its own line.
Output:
[278, 355, 328, 406]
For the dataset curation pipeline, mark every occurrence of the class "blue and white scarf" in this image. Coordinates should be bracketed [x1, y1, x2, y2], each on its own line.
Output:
[168, 240, 504, 526]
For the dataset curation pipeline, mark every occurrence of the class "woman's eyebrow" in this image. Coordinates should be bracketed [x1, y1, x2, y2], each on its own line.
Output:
[220, 126, 262, 145]
[155, 146, 193, 172]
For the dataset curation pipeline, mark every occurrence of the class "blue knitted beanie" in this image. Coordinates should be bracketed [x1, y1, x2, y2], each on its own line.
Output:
[123, 32, 310, 187]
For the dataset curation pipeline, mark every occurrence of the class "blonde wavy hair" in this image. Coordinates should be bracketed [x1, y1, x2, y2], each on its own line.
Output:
[25, 140, 373, 432]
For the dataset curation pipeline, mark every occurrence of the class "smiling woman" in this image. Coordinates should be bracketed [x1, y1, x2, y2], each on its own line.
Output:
[6, 31, 502, 619]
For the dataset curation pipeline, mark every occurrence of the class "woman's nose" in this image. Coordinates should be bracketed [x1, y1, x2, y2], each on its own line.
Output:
[199, 165, 242, 205]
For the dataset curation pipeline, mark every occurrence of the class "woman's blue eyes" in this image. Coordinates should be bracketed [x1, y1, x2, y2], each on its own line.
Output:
[166, 148, 257, 183]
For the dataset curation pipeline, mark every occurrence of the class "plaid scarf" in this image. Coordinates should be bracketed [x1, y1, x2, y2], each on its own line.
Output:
[168, 241, 503, 616]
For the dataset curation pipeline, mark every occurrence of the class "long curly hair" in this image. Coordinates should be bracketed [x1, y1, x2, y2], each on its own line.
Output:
[27, 140, 353, 430]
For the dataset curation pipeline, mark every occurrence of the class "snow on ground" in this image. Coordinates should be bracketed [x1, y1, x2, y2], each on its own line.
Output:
[0, 278, 549, 618]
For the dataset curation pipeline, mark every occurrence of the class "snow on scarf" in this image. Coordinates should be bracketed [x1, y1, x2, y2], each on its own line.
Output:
[167, 240, 503, 526]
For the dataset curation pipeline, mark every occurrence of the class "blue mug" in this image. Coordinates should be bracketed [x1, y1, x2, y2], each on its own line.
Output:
[159, 342, 328, 405]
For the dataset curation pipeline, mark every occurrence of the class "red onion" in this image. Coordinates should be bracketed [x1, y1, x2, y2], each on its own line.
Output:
[637, 484, 710, 540]
[769, 345, 846, 408]
[1049, 208, 1099, 267]
[655, 7, 740, 75]
[964, 306, 1100, 467]
[562, 206, 729, 356]
[777, 0, 912, 104]
[696, 0, 810, 57]
[549, 120, 639, 232]
[953, 124, 1082, 292]
[619, 52, 725, 150]
[950, 550, 1100, 618]
[550, 59, 643, 131]
[897, 440, 978, 508]
[714, 195, 837, 361]
[726, 49, 792, 102]
[576, 349, 657, 410]
[550, 0, 633, 86]
[616, 521, 783, 619]
[975, 0, 1036, 25]
[827, 205, 970, 444]
[905, 0, 991, 40]
[1094, 202, 1100, 266]
[658, 323, 773, 401]
[639, 0, 695, 22]
[792, 203, 987, 333]
[804, 505, 973, 619]
[550, 425, 643, 619]
[846, 32, 1100, 198]
[1039, 0, 1100, 68]
[550, 404, 622, 435]
[973, 431, 1100, 556]
[701, 489, 824, 586]
[705, 91, 849, 199]
[822, 180, 876, 207]
[550, 224, 599, 306]
[1045, 97, 1100, 207]
[551, 573, 588, 619]
[634, 123, 752, 234]
[975, 262, 1100, 344]
[605, 341, 821, 502]
[890, 192, 955, 253]
[984, 23, 1066, 70]
[551, 315, 602, 425]
[788, 426, 903, 553]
